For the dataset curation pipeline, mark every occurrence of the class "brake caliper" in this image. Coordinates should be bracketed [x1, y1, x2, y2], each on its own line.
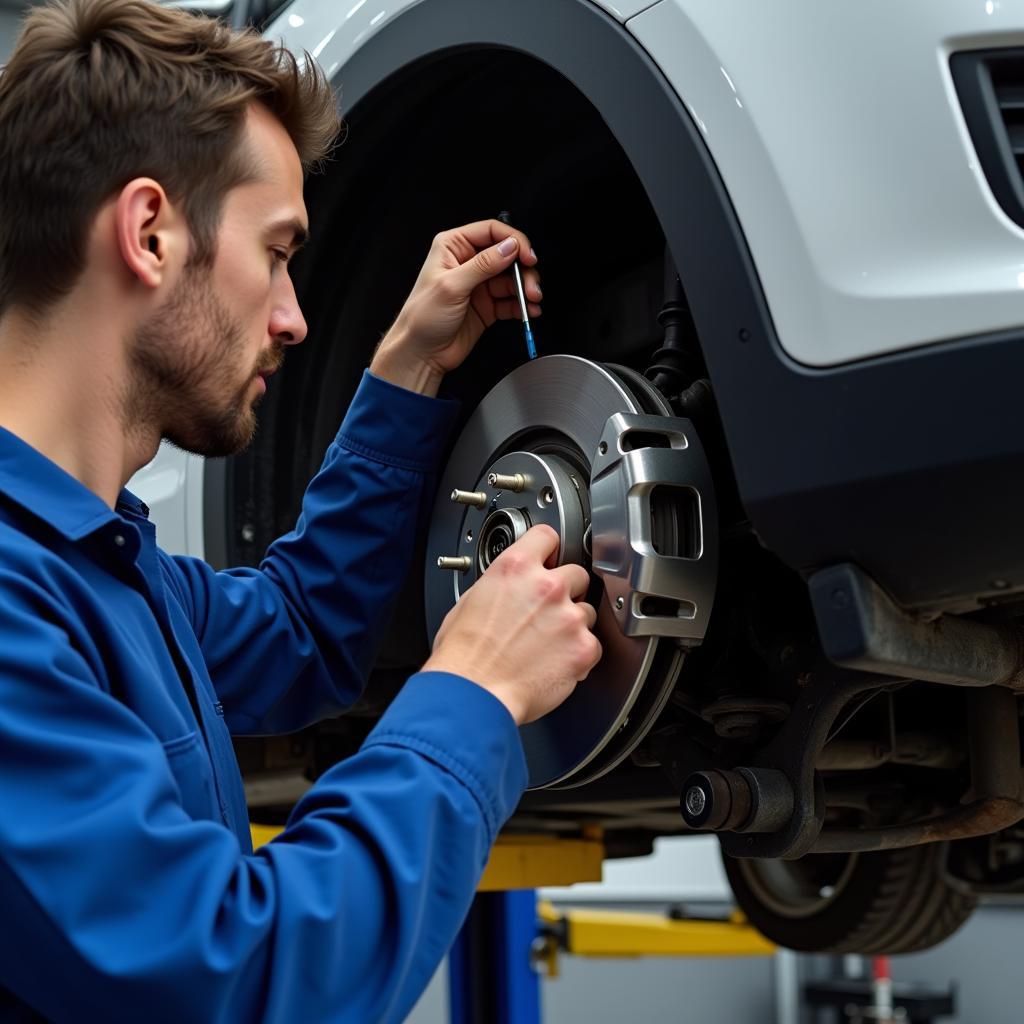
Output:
[590, 411, 716, 643]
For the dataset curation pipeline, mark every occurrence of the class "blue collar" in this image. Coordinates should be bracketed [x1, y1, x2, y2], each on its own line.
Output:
[0, 426, 148, 541]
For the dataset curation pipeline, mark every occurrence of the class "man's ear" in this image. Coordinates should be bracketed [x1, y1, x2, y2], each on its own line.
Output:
[114, 178, 179, 289]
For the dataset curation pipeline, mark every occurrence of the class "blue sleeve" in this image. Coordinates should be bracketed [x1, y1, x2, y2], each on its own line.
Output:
[0, 573, 527, 1024]
[167, 370, 460, 734]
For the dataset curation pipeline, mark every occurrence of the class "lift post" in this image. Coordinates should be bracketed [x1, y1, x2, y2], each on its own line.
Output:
[251, 825, 776, 1024]
[444, 833, 776, 1024]
[449, 891, 542, 1024]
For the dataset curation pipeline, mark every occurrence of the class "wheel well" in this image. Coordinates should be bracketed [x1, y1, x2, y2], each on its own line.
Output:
[223, 47, 695, 570]
[209, 0, 765, 588]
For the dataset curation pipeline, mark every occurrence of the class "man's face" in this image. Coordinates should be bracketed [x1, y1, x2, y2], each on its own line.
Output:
[130, 103, 309, 457]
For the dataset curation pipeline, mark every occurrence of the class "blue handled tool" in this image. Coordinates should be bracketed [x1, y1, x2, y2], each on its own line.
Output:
[498, 211, 537, 360]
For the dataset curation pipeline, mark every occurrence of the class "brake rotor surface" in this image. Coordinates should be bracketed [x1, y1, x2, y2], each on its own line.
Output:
[425, 355, 682, 790]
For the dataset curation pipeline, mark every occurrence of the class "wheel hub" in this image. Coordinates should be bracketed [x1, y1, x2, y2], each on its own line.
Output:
[442, 449, 589, 595]
[425, 355, 718, 789]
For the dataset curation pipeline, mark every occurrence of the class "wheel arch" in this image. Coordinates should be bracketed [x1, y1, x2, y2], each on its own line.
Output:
[327, 0, 776, 402]
[204, 0, 777, 572]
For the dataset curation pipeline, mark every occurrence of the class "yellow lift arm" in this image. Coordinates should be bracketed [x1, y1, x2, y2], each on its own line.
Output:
[251, 824, 775, 970]
[532, 900, 775, 978]
[250, 825, 605, 891]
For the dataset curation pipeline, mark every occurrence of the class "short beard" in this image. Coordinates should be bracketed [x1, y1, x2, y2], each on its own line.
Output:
[127, 266, 263, 458]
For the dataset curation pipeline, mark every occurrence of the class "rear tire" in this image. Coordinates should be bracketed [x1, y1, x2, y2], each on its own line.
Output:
[723, 842, 976, 954]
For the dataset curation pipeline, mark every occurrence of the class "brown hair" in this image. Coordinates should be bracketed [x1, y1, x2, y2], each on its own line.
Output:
[0, 0, 339, 317]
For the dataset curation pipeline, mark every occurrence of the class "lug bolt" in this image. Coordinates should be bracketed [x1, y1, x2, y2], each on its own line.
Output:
[487, 472, 526, 492]
[451, 489, 488, 508]
[437, 556, 472, 572]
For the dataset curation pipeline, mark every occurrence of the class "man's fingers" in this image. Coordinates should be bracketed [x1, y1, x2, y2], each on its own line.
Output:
[486, 276, 512, 300]
[450, 236, 521, 295]
[505, 524, 560, 566]
[493, 297, 543, 322]
[435, 218, 540, 306]
[577, 600, 598, 631]
[439, 219, 537, 266]
[487, 269, 542, 302]
[549, 562, 591, 601]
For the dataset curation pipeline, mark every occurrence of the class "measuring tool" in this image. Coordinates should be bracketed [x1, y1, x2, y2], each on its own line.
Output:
[498, 210, 537, 360]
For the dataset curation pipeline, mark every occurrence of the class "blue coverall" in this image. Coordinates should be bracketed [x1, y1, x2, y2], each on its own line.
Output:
[0, 370, 528, 1022]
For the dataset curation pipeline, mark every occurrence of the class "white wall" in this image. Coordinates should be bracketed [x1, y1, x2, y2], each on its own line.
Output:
[543, 834, 731, 904]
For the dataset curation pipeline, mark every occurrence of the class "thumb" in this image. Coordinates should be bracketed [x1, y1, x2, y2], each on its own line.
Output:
[450, 235, 519, 294]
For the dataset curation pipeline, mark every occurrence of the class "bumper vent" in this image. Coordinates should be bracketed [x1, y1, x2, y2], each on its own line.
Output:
[952, 49, 1024, 229]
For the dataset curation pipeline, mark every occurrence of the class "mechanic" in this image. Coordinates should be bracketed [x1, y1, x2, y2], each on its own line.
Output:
[0, 0, 602, 1020]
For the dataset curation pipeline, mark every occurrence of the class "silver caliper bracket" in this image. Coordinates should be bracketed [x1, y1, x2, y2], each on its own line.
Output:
[590, 412, 718, 641]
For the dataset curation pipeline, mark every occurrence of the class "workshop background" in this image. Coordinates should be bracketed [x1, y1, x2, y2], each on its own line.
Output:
[404, 837, 1022, 1024]
[4, 2, 1024, 1022]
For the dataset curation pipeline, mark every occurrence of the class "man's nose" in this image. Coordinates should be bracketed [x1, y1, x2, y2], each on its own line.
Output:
[270, 278, 308, 347]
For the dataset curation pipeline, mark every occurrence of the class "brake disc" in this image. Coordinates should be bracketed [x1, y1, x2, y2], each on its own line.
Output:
[425, 355, 717, 790]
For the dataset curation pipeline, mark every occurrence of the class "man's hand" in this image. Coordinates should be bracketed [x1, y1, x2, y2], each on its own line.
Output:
[370, 220, 542, 397]
[423, 526, 601, 725]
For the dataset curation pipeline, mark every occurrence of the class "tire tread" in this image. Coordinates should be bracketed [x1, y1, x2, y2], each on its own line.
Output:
[724, 843, 976, 955]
